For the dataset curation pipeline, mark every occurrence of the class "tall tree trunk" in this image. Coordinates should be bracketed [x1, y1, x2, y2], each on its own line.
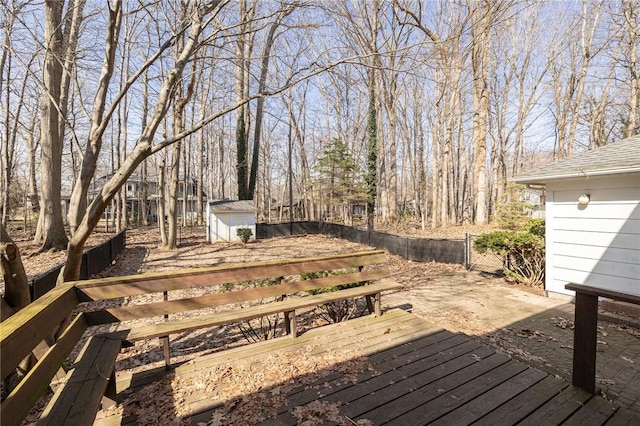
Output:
[61, 2, 214, 282]
[196, 111, 205, 225]
[158, 154, 167, 245]
[471, 2, 490, 224]
[167, 6, 196, 248]
[1, 45, 12, 225]
[623, 0, 638, 137]
[38, 0, 69, 251]
[27, 114, 40, 216]
[235, 0, 253, 200]
[167, 143, 180, 249]
[366, 71, 378, 231]
[247, 6, 294, 199]
[140, 71, 150, 226]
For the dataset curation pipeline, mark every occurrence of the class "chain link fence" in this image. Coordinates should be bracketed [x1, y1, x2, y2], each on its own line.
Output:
[464, 233, 504, 275]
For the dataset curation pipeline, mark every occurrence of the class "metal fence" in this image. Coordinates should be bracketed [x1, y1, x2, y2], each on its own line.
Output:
[30, 229, 126, 300]
[256, 222, 465, 265]
[464, 233, 504, 275]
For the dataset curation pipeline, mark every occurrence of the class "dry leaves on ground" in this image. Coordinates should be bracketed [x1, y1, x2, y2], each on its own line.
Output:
[100, 345, 376, 425]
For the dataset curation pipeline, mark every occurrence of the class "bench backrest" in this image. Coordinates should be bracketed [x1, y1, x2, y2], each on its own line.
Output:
[76, 250, 389, 326]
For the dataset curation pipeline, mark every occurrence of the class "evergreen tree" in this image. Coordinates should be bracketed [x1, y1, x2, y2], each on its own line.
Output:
[236, 113, 249, 200]
[315, 138, 365, 221]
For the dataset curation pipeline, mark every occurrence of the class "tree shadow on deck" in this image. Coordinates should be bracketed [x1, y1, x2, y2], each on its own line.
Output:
[389, 297, 640, 418]
[96, 308, 638, 425]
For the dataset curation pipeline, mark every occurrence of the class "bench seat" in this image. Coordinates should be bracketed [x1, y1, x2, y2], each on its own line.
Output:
[114, 279, 404, 345]
[37, 334, 123, 426]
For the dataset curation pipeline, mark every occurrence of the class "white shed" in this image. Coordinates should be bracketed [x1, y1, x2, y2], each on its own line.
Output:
[206, 200, 257, 242]
[512, 136, 640, 299]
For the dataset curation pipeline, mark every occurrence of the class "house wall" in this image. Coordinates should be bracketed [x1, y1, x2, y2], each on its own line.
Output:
[545, 172, 640, 297]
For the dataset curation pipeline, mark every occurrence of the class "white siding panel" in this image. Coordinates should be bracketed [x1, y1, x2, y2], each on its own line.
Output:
[553, 255, 640, 280]
[555, 242, 640, 264]
[552, 187, 640, 203]
[552, 229, 639, 250]
[554, 217, 640, 234]
[552, 202, 640, 220]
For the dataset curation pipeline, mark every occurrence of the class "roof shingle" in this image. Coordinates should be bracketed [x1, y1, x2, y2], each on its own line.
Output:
[208, 200, 256, 212]
[512, 136, 640, 184]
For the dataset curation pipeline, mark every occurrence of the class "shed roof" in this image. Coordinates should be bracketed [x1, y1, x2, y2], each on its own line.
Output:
[512, 136, 640, 184]
[208, 200, 256, 212]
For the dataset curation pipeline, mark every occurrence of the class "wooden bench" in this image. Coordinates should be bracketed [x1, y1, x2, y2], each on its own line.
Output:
[78, 250, 402, 365]
[1, 286, 121, 426]
[1, 250, 402, 426]
[566, 283, 640, 394]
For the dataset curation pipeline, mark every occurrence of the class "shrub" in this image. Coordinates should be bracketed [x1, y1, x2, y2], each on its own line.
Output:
[474, 219, 545, 287]
[231, 277, 282, 342]
[302, 270, 367, 323]
[236, 227, 253, 244]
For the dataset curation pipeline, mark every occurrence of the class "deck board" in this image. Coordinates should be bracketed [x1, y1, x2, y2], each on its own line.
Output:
[563, 395, 618, 425]
[473, 375, 569, 425]
[428, 367, 548, 425]
[516, 385, 594, 425]
[281, 342, 494, 421]
[95, 309, 638, 425]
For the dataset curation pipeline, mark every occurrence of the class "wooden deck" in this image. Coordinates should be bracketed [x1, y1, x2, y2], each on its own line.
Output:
[99, 309, 638, 425]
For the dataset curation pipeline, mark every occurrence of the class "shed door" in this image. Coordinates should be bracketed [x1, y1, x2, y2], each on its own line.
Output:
[218, 214, 230, 241]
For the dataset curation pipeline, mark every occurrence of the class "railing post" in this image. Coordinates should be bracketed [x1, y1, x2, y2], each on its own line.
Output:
[572, 291, 598, 393]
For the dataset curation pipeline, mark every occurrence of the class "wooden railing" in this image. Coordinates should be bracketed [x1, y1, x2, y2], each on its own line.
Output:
[565, 283, 640, 393]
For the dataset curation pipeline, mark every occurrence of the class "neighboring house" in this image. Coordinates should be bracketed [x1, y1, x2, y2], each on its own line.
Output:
[522, 186, 545, 219]
[512, 136, 640, 299]
[269, 199, 306, 222]
[90, 172, 205, 222]
[207, 200, 257, 242]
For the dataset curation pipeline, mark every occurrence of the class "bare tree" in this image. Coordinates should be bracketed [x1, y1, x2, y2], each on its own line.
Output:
[35, 0, 87, 250]
[64, 0, 217, 280]
[622, 0, 639, 136]
[549, 0, 604, 159]
[166, 2, 197, 250]
[247, 2, 297, 200]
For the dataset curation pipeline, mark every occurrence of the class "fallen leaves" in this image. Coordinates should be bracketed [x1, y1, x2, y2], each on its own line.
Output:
[291, 401, 372, 426]
[621, 356, 635, 364]
[145, 345, 377, 425]
[511, 328, 558, 342]
[551, 317, 575, 330]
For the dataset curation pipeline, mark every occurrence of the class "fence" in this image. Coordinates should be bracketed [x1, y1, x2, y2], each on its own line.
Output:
[29, 229, 126, 300]
[256, 222, 465, 265]
[464, 233, 504, 275]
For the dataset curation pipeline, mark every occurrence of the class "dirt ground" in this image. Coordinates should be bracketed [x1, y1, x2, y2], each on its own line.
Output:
[5, 220, 499, 278]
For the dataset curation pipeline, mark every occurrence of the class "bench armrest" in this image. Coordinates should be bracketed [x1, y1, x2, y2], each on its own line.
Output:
[565, 283, 640, 305]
